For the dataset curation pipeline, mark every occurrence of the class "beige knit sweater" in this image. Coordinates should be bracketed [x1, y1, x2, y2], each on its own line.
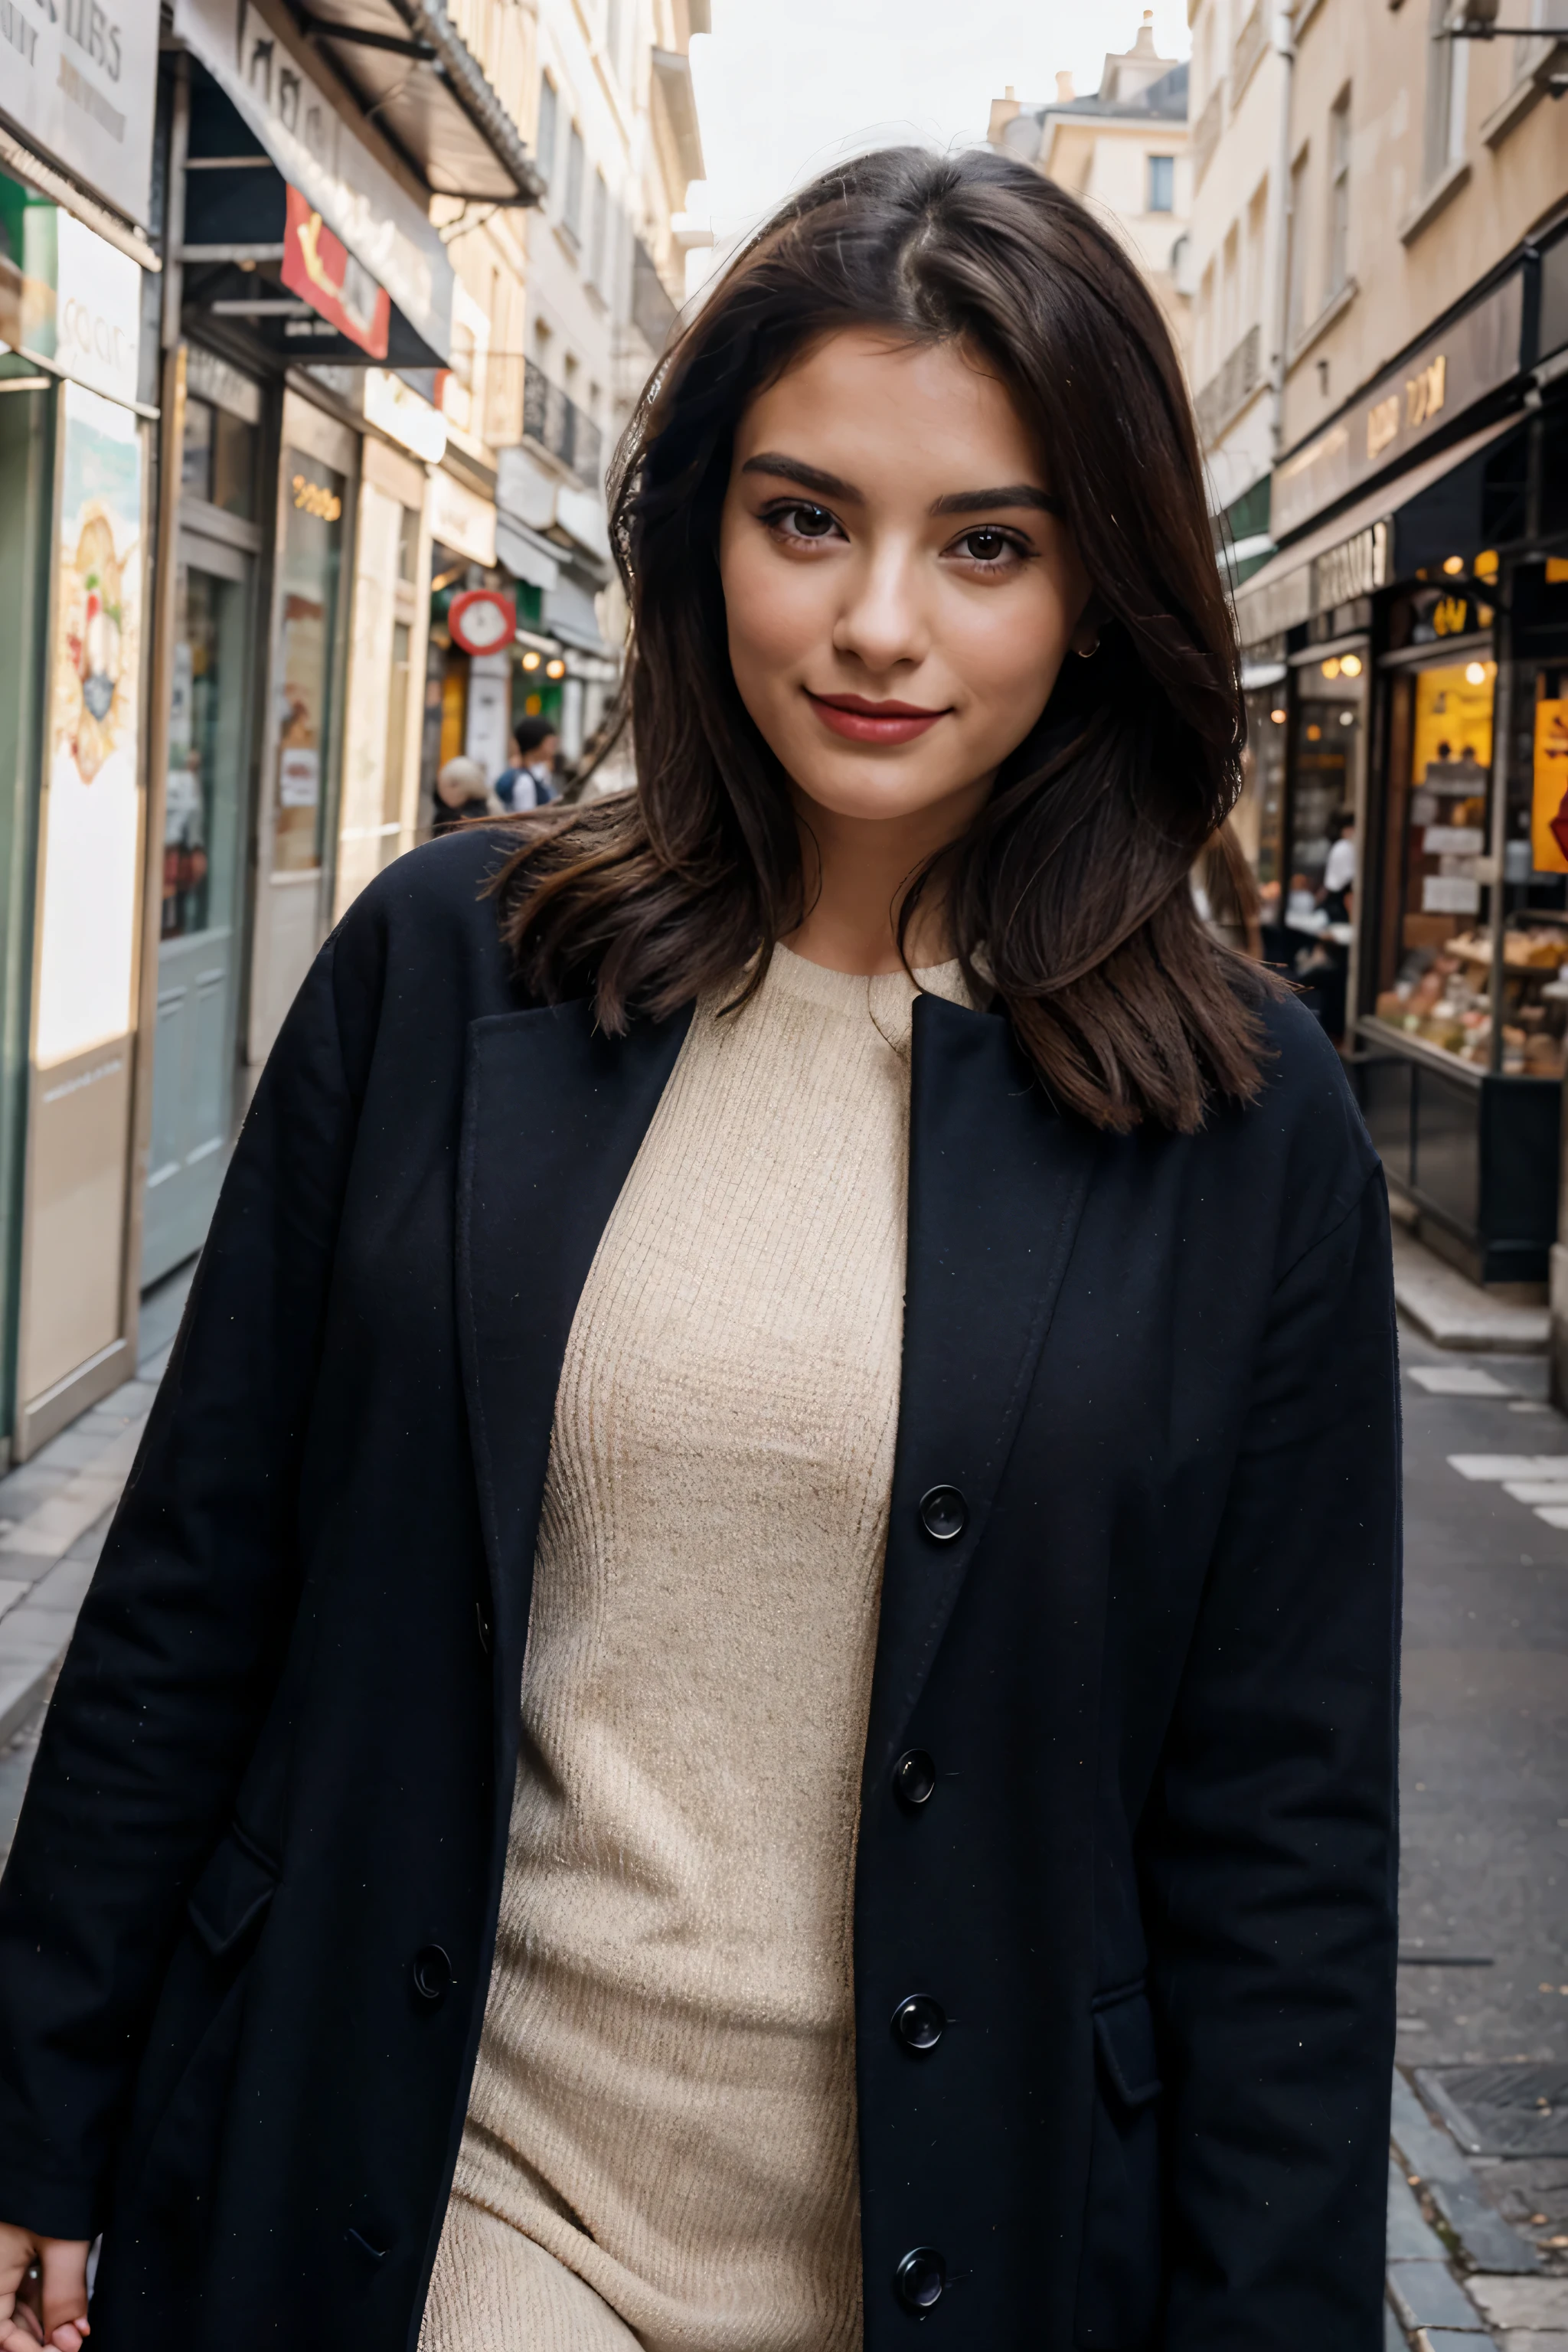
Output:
[420, 946, 967, 2352]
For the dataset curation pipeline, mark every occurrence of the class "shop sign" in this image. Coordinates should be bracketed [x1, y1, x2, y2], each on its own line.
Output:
[364, 365, 446, 464]
[1273, 273, 1524, 541]
[0, 191, 141, 407]
[449, 588, 515, 657]
[172, 0, 453, 361]
[1532, 698, 1568, 874]
[53, 209, 139, 403]
[0, 0, 157, 224]
[34, 377, 143, 1067]
[430, 466, 495, 568]
[281, 185, 388, 358]
[1312, 520, 1387, 616]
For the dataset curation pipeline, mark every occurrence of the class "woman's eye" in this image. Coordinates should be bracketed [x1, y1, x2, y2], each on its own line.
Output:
[778, 503, 837, 539]
[957, 528, 1015, 564]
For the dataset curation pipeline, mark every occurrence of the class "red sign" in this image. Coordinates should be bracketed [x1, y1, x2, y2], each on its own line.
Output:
[448, 589, 517, 656]
[282, 186, 390, 359]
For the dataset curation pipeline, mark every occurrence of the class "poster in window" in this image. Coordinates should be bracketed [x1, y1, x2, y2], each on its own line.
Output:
[34, 381, 144, 1068]
[1530, 697, 1568, 875]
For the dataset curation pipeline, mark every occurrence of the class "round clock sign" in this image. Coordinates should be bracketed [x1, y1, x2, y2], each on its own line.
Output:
[448, 588, 517, 656]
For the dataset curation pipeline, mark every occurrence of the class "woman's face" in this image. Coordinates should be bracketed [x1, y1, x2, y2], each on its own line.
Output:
[719, 328, 1094, 835]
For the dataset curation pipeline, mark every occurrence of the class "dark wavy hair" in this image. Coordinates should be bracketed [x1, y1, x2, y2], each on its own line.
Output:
[493, 144, 1269, 1131]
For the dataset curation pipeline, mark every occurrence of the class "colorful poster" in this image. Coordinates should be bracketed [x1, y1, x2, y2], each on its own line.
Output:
[1532, 697, 1568, 875]
[34, 379, 144, 1067]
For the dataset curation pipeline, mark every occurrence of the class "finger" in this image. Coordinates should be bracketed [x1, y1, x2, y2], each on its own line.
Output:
[0, 2305, 46, 2350]
[37, 2248, 88, 2349]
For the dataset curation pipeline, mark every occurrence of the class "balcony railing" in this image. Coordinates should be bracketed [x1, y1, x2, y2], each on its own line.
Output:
[523, 361, 605, 492]
[1194, 322, 1263, 449]
[1192, 80, 1225, 188]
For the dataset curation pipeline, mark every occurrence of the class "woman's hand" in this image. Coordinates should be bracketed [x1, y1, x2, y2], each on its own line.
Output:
[0, 2227, 90, 2350]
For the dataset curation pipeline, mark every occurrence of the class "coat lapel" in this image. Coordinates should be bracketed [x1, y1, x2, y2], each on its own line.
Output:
[456, 1000, 693, 1697]
[864, 995, 1099, 1781]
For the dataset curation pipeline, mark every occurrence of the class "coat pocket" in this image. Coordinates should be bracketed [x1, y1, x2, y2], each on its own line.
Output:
[1073, 1981, 1164, 2350]
[126, 1825, 279, 2229]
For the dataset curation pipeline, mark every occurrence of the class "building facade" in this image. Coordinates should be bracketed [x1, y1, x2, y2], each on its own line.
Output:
[1220, 0, 1568, 1298]
[988, 11, 1193, 355]
[492, 0, 706, 765]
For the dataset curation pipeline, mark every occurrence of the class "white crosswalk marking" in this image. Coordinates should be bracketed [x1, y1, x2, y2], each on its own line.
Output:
[1447, 1453, 1568, 1529]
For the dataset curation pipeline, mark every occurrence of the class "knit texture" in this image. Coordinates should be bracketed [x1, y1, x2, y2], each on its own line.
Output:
[420, 947, 967, 2352]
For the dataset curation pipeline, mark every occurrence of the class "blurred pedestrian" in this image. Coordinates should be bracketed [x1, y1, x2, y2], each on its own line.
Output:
[430, 753, 498, 835]
[495, 718, 560, 812]
[0, 147, 1397, 2352]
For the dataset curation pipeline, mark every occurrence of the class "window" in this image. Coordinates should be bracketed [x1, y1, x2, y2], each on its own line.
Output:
[1220, 220, 1240, 353]
[606, 0, 623, 77]
[564, 123, 585, 244]
[1197, 257, 1216, 383]
[1286, 145, 1311, 346]
[1147, 154, 1174, 214]
[1243, 175, 1268, 326]
[589, 170, 609, 290]
[537, 76, 557, 187]
[1327, 89, 1351, 299]
[1424, 0, 1468, 185]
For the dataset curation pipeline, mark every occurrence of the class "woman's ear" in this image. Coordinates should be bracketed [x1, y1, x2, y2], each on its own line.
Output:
[1070, 594, 1107, 662]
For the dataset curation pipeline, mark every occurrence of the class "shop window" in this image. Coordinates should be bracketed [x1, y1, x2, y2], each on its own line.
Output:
[1283, 652, 1367, 1040]
[1239, 684, 1288, 936]
[181, 394, 256, 520]
[273, 451, 346, 877]
[1372, 655, 1568, 1079]
[397, 502, 420, 586]
[1147, 155, 1174, 214]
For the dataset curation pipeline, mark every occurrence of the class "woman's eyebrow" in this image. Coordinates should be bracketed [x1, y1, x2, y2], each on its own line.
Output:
[929, 485, 1065, 518]
[740, 452, 862, 502]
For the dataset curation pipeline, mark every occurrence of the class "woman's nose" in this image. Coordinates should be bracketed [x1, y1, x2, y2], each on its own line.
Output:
[831, 543, 929, 675]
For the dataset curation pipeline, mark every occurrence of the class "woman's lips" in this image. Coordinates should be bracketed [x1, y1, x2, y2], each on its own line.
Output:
[805, 691, 949, 745]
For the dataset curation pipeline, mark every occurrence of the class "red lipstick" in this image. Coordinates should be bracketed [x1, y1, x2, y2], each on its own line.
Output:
[806, 690, 949, 745]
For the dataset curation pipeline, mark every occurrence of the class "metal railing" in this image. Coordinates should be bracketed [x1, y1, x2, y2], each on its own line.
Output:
[523, 361, 605, 490]
[1195, 322, 1262, 449]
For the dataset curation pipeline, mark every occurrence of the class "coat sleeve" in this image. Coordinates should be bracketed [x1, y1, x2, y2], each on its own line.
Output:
[0, 923, 374, 2243]
[1141, 1166, 1401, 2351]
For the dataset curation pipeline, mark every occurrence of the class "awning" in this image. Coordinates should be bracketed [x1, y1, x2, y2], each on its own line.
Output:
[175, 0, 455, 361]
[292, 0, 544, 204]
[496, 515, 561, 593]
[1234, 413, 1523, 647]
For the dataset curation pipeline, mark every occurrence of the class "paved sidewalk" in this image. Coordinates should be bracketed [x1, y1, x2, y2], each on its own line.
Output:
[1387, 1321, 1568, 2348]
[0, 1265, 194, 1864]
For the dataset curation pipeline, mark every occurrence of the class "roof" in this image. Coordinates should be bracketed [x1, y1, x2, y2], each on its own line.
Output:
[1031, 60, 1188, 129]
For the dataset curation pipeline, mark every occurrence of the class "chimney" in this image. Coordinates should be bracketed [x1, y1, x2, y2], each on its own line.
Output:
[1133, 7, 1156, 51]
[1055, 69, 1076, 102]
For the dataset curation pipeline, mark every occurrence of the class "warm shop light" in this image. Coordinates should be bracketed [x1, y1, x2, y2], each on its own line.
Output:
[1340, 652, 1363, 677]
[546, 658, 567, 679]
[1443, 555, 1465, 577]
[1269, 707, 1287, 724]
[521, 649, 541, 671]
[1465, 661, 1489, 686]
[1321, 656, 1341, 679]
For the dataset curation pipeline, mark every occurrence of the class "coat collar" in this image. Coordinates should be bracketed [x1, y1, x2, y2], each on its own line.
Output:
[456, 988, 1096, 1784]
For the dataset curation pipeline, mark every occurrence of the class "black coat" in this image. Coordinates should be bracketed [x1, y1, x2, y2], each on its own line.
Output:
[0, 828, 1400, 2350]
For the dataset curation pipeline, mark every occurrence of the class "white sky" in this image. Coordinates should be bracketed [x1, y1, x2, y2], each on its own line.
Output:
[683, 0, 1191, 289]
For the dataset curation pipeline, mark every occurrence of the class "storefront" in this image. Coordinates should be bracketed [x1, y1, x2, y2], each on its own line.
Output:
[1236, 232, 1568, 1284]
[0, 0, 160, 1462]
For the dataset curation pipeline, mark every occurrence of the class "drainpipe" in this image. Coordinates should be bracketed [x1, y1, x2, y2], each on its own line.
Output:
[1266, 4, 1297, 465]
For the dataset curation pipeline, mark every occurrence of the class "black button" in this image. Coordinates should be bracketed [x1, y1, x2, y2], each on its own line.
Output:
[411, 1944, 452, 2004]
[892, 1994, 946, 2053]
[918, 1485, 965, 1543]
[893, 1749, 938, 1809]
[893, 2247, 947, 2313]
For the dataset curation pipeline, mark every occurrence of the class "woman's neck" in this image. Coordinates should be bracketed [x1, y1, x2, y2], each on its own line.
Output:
[783, 779, 988, 975]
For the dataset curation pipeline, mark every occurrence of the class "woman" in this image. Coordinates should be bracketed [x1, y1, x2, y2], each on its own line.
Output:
[0, 149, 1399, 2351]
[430, 753, 499, 836]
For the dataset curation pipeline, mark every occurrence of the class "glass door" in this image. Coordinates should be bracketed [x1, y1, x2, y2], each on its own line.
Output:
[142, 529, 253, 1283]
